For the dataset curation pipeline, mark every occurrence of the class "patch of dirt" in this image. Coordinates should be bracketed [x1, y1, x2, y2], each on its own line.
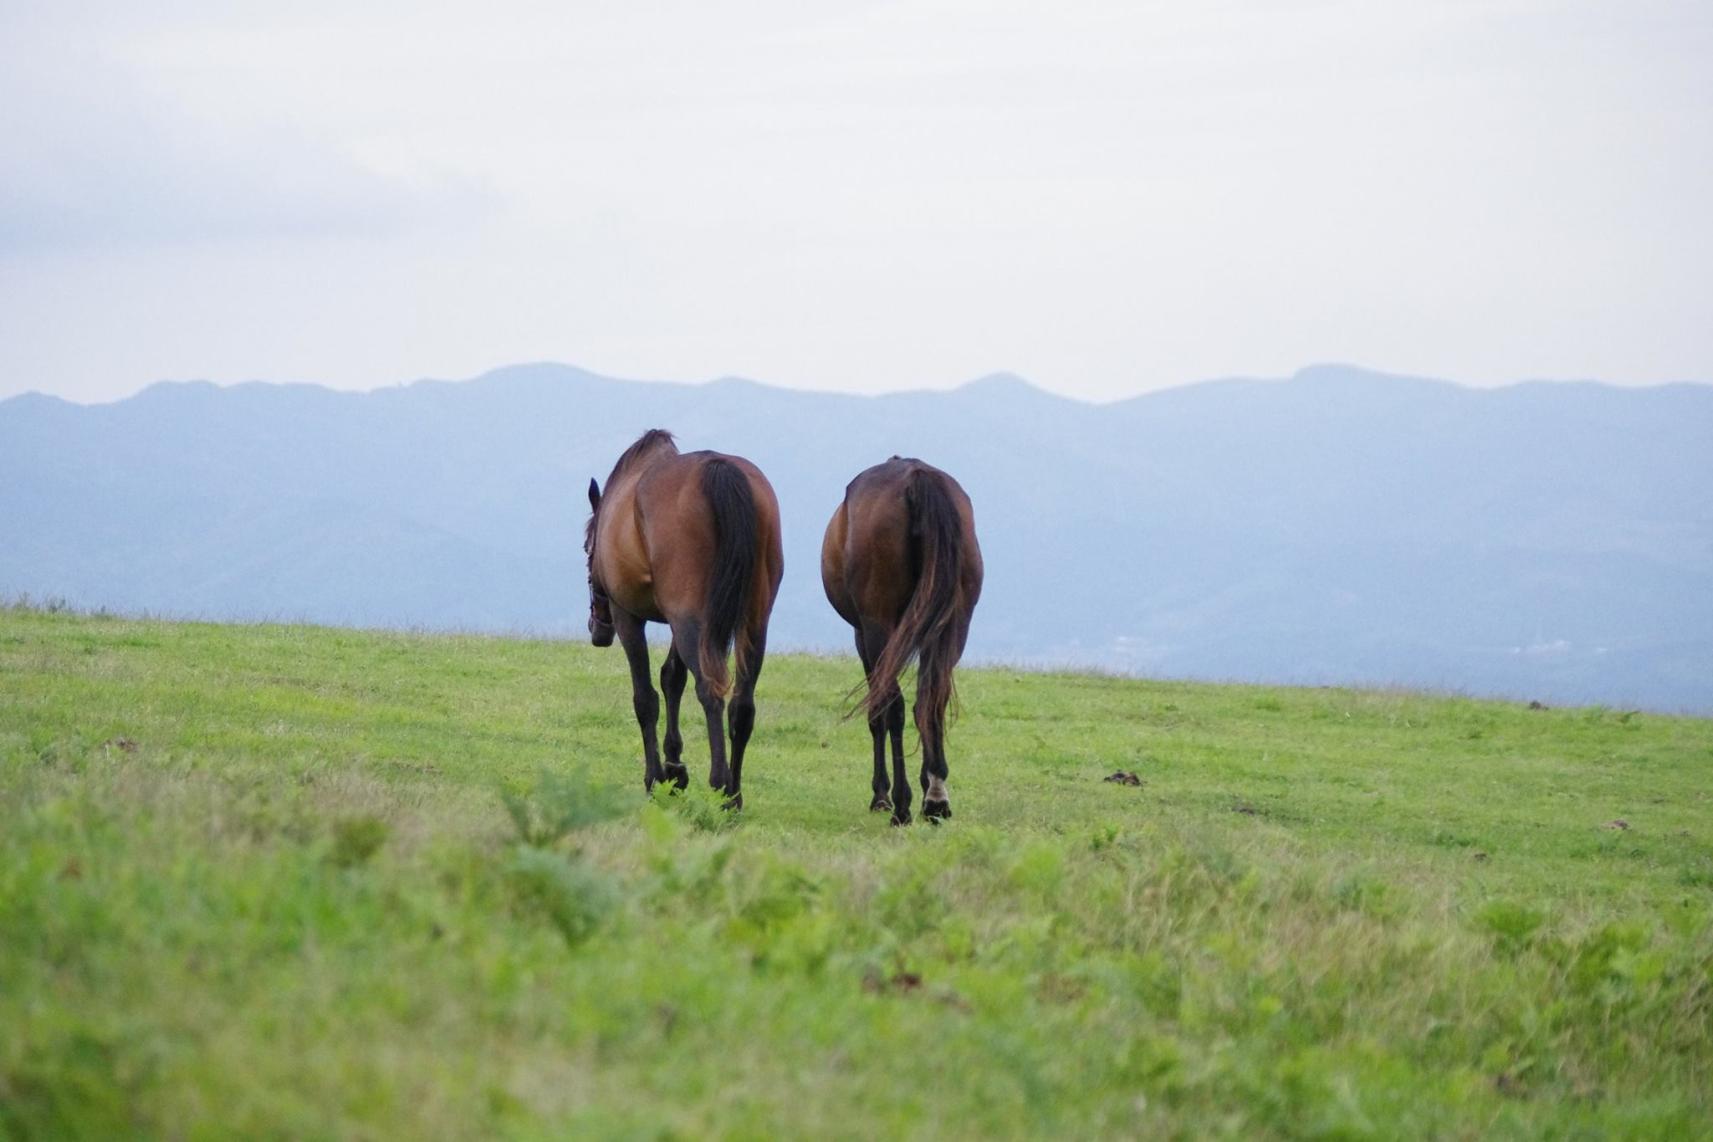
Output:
[1103, 771, 1142, 786]
[1603, 819, 1630, 831]
[860, 968, 971, 1013]
[103, 736, 139, 753]
[863, 967, 925, 995]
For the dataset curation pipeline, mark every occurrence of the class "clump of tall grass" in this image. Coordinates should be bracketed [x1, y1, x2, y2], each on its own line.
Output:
[505, 846, 618, 948]
[328, 815, 388, 868]
[649, 782, 743, 834]
[499, 767, 631, 946]
[499, 767, 631, 850]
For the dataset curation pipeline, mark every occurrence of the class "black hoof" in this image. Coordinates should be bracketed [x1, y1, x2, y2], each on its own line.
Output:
[890, 808, 913, 827]
[722, 792, 743, 812]
[662, 763, 690, 790]
[924, 799, 952, 823]
[870, 795, 892, 813]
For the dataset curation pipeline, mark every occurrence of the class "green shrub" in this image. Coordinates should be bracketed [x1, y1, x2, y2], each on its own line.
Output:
[500, 767, 631, 849]
[650, 782, 741, 834]
[505, 846, 617, 947]
[1476, 900, 1547, 954]
[329, 815, 388, 867]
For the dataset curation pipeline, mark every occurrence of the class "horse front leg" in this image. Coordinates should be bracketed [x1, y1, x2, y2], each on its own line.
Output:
[855, 628, 890, 813]
[613, 609, 663, 791]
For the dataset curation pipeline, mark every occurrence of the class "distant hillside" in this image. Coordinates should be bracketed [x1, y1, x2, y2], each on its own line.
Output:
[3, 363, 1710, 711]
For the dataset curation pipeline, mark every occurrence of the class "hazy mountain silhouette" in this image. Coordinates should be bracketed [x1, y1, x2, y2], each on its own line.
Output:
[4, 363, 1709, 712]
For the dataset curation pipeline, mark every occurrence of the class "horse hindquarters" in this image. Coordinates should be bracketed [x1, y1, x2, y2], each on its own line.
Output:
[698, 458, 759, 700]
[884, 469, 971, 822]
[675, 457, 777, 808]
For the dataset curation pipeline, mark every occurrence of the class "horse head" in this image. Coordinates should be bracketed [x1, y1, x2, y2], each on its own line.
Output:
[585, 477, 615, 647]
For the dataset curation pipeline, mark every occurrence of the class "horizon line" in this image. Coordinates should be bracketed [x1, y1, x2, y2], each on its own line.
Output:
[6, 359, 1711, 410]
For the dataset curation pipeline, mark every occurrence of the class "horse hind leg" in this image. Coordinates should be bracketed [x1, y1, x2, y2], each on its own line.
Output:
[854, 627, 891, 813]
[671, 618, 734, 803]
[918, 718, 951, 823]
[723, 629, 767, 813]
[922, 772, 951, 822]
[862, 619, 911, 825]
[886, 683, 909, 825]
[917, 651, 952, 824]
[867, 720, 892, 814]
[659, 646, 690, 791]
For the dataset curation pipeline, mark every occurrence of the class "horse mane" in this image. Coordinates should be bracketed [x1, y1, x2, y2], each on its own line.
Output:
[589, 429, 678, 554]
[608, 429, 678, 483]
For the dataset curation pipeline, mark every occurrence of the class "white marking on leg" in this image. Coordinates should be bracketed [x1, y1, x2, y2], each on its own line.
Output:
[926, 775, 948, 802]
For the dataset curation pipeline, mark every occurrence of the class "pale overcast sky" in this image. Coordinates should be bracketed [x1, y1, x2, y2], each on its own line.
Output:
[1, 0, 1708, 403]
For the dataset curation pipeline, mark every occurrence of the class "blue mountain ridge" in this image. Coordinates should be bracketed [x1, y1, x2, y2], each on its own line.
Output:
[3, 363, 1709, 712]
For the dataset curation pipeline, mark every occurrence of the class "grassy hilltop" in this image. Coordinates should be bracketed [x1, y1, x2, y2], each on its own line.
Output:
[2, 606, 1711, 1139]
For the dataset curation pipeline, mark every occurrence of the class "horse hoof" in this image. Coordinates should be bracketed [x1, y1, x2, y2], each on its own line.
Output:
[663, 764, 690, 790]
[890, 809, 913, 827]
[870, 795, 892, 813]
[722, 793, 743, 812]
[924, 799, 952, 823]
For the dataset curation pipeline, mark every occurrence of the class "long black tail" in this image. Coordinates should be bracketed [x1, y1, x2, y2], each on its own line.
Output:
[866, 469, 967, 729]
[700, 458, 758, 699]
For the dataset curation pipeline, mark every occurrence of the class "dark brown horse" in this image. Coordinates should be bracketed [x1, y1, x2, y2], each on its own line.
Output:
[585, 430, 784, 807]
[821, 457, 982, 825]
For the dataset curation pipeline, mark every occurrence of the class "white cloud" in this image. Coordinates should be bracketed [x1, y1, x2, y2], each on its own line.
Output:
[1, 0, 1709, 400]
[0, 17, 494, 256]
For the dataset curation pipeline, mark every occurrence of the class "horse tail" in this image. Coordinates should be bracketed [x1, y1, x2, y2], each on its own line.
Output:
[700, 457, 758, 700]
[866, 468, 967, 729]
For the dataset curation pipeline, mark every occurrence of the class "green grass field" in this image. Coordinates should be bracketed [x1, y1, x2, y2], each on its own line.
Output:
[3, 605, 1711, 1139]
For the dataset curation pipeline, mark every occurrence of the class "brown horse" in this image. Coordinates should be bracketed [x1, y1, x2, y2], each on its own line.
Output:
[585, 430, 783, 807]
[821, 457, 982, 825]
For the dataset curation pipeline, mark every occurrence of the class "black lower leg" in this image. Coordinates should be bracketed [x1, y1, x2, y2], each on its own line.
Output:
[660, 650, 689, 790]
[888, 695, 911, 825]
[696, 676, 729, 795]
[919, 702, 951, 822]
[869, 687, 898, 812]
[726, 697, 753, 810]
[869, 710, 891, 811]
[723, 634, 764, 811]
[614, 612, 661, 790]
